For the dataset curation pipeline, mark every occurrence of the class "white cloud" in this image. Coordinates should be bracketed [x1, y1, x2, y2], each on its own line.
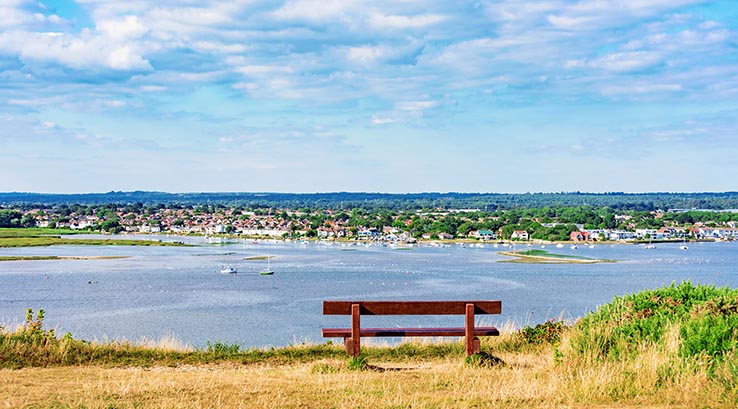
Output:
[397, 100, 438, 112]
[272, 0, 355, 22]
[368, 11, 445, 30]
[371, 114, 394, 125]
[107, 46, 149, 70]
[547, 14, 597, 29]
[346, 45, 389, 65]
[0, 1, 65, 29]
[140, 85, 167, 92]
[570, 51, 663, 73]
[601, 83, 683, 95]
[97, 15, 147, 40]
[235, 65, 293, 75]
[0, 25, 152, 71]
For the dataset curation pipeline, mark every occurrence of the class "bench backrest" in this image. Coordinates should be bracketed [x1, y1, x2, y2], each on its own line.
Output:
[323, 300, 501, 315]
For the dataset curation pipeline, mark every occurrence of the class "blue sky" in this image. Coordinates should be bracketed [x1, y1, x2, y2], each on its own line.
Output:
[1, 0, 737, 193]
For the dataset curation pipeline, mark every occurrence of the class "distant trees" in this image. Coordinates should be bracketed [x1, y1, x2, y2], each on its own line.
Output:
[0, 210, 22, 227]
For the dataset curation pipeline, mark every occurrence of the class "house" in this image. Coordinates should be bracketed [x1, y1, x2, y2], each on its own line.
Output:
[570, 231, 590, 242]
[437, 232, 454, 240]
[635, 229, 661, 239]
[511, 230, 529, 241]
[470, 229, 496, 240]
[357, 228, 380, 239]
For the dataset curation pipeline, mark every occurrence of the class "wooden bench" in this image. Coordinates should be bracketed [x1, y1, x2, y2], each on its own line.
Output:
[322, 300, 501, 357]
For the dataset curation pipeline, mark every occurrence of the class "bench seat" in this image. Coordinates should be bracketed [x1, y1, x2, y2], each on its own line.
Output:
[322, 326, 500, 338]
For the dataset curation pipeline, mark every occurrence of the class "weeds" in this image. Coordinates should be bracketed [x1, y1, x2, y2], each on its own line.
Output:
[520, 318, 568, 345]
[347, 354, 368, 371]
[205, 341, 241, 356]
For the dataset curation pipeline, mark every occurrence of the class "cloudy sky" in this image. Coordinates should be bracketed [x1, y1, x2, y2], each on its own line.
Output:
[1, 0, 737, 193]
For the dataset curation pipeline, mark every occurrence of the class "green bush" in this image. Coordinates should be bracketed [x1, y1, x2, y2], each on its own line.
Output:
[570, 281, 738, 362]
[520, 319, 568, 345]
[205, 341, 241, 356]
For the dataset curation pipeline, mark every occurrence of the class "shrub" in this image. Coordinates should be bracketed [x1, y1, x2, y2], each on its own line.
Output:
[205, 341, 241, 356]
[569, 281, 738, 362]
[520, 319, 568, 345]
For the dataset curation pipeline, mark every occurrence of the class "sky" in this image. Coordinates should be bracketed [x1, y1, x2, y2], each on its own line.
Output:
[1, 0, 737, 194]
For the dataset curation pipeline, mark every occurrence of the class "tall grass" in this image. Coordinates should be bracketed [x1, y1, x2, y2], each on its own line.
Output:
[3, 283, 738, 407]
[558, 281, 738, 406]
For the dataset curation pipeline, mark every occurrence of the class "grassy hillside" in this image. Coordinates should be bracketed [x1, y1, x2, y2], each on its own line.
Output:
[1, 282, 737, 407]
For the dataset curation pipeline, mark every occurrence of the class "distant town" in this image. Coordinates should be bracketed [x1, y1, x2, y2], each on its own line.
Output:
[2, 202, 737, 243]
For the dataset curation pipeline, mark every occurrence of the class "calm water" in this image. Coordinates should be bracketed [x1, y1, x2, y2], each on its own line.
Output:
[1, 236, 736, 348]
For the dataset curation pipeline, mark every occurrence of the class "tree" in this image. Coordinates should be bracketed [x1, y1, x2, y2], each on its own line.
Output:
[0, 210, 22, 227]
[457, 222, 473, 237]
[21, 213, 37, 228]
[100, 220, 121, 233]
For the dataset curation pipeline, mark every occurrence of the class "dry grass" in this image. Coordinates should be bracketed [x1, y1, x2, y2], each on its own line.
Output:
[2, 340, 734, 409]
[2, 308, 736, 408]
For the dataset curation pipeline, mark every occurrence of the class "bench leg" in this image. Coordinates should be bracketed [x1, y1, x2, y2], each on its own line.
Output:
[465, 303, 475, 356]
[350, 303, 361, 356]
[344, 338, 357, 355]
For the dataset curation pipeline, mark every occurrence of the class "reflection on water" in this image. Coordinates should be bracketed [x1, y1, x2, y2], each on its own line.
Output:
[1, 237, 736, 348]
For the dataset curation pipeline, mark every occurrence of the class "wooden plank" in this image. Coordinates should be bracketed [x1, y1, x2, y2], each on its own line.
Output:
[465, 303, 474, 356]
[350, 303, 361, 356]
[322, 327, 500, 338]
[323, 300, 502, 315]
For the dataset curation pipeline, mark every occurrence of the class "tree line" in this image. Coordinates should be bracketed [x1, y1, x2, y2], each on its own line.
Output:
[3, 191, 738, 211]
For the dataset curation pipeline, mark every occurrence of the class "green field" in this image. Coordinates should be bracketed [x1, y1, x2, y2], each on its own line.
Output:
[0, 227, 79, 238]
[0, 228, 189, 248]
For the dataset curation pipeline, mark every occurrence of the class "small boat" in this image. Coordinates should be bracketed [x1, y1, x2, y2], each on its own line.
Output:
[260, 257, 274, 275]
[570, 245, 578, 250]
[220, 265, 237, 274]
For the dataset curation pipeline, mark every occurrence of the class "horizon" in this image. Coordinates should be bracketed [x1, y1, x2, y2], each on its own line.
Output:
[4, 190, 738, 195]
[2, 1, 737, 193]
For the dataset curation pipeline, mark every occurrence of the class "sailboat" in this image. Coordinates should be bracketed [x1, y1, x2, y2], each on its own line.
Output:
[680, 237, 688, 250]
[220, 265, 237, 274]
[260, 256, 274, 275]
[220, 253, 237, 274]
[644, 237, 656, 249]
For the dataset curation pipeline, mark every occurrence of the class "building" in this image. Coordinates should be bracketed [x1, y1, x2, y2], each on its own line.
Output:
[511, 230, 529, 240]
[570, 231, 590, 242]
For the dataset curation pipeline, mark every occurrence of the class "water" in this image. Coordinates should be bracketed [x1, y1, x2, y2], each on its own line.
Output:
[1, 237, 736, 348]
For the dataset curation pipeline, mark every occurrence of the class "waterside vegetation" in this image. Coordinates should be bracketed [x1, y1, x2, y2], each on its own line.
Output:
[2, 282, 736, 407]
[499, 249, 615, 264]
[0, 228, 189, 248]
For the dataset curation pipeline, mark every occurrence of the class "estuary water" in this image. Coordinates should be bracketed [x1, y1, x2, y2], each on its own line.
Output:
[1, 236, 737, 348]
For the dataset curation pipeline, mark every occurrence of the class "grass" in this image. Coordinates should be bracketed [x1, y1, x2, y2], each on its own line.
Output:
[2, 283, 737, 407]
[0, 237, 189, 248]
[0, 227, 191, 248]
[499, 249, 614, 264]
[0, 227, 80, 238]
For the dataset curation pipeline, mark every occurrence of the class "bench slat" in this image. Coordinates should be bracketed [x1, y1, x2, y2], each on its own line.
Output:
[322, 326, 500, 338]
[323, 300, 501, 315]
